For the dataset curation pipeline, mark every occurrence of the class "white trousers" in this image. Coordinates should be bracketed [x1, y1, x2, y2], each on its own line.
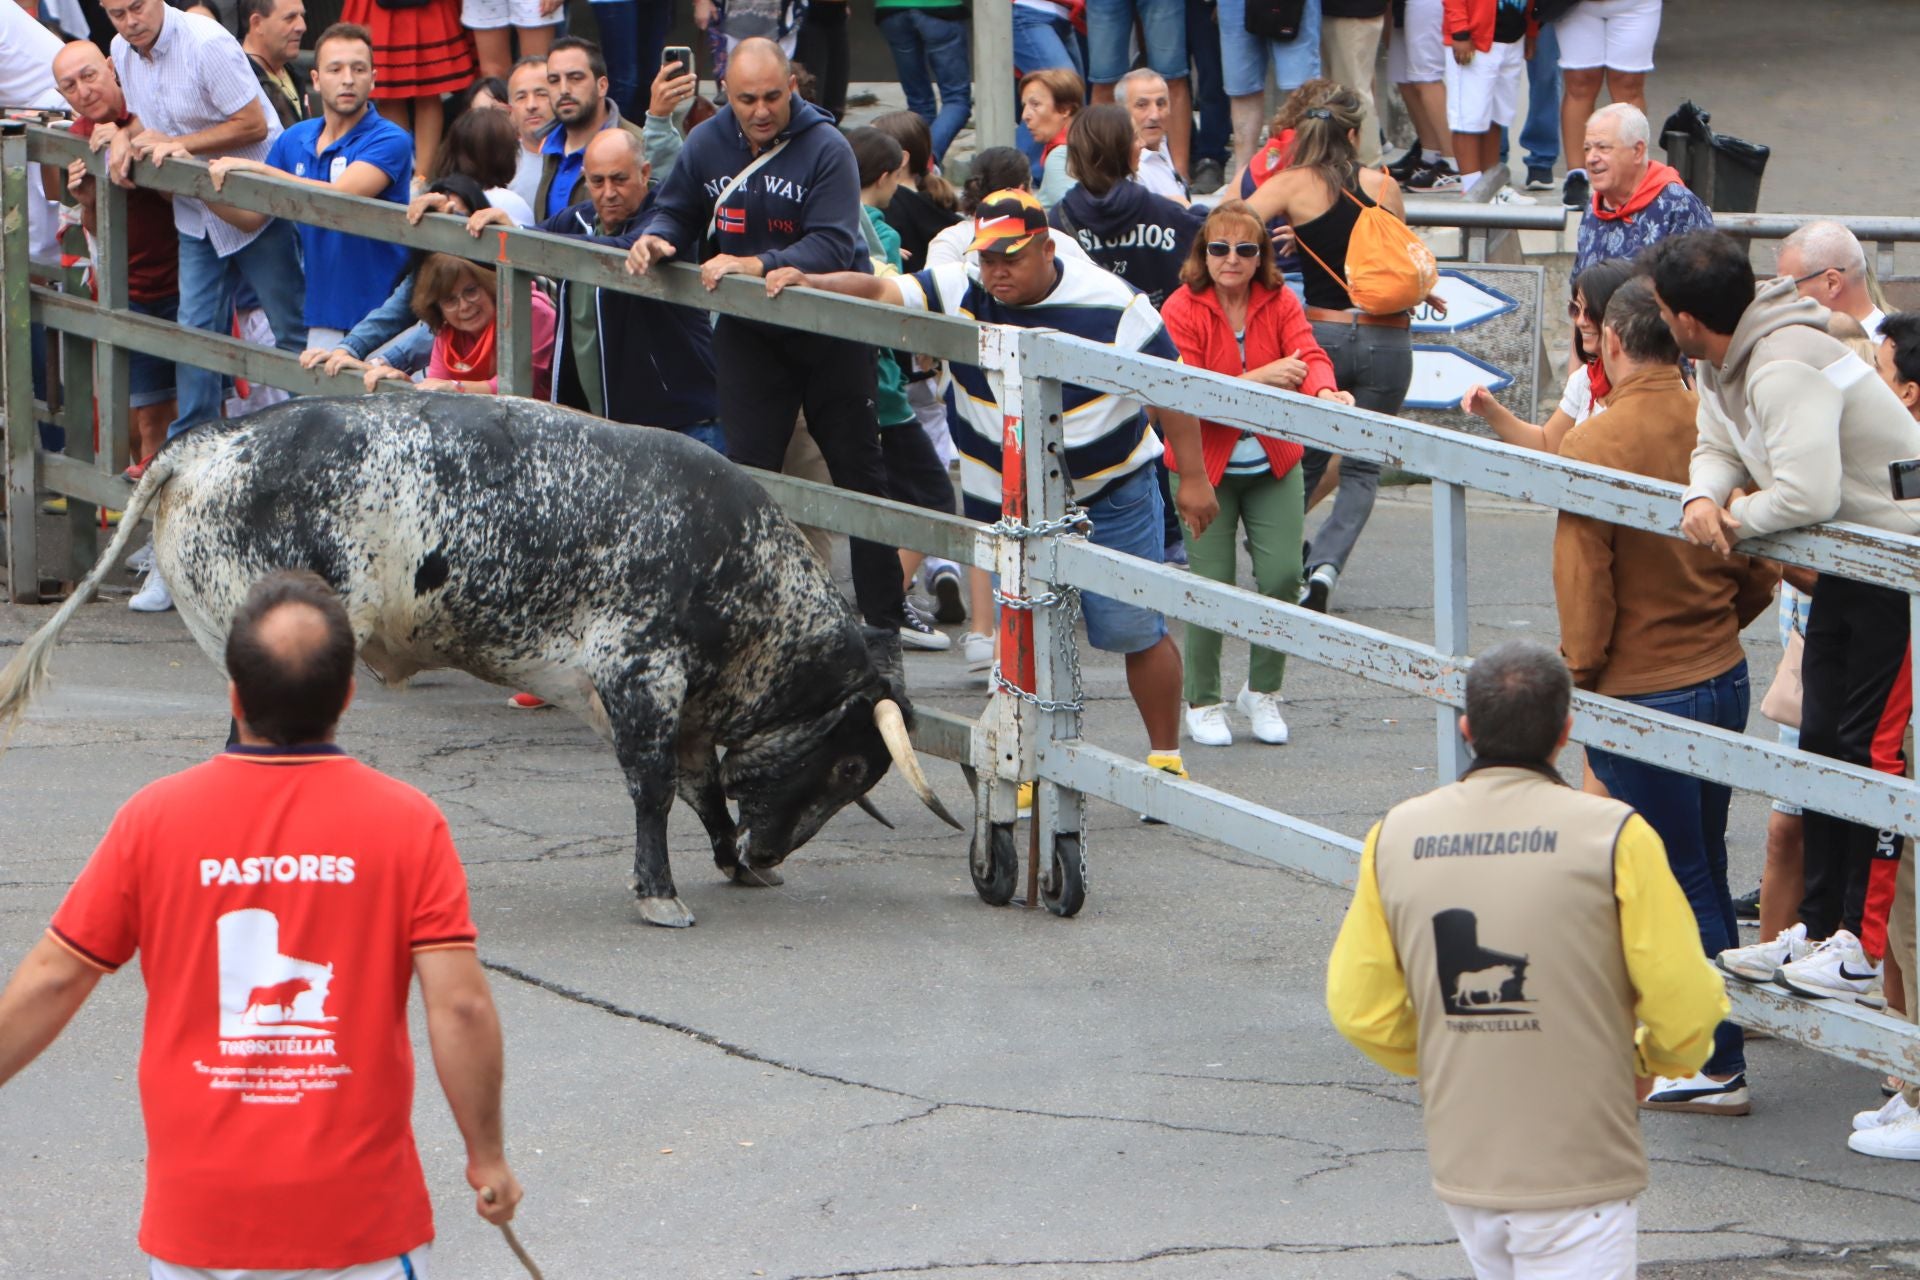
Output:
[151, 1245, 430, 1280]
[1444, 1198, 1636, 1280]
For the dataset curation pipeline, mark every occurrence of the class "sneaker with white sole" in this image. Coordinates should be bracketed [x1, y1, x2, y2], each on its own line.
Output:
[962, 631, 994, 672]
[1850, 1110, 1920, 1159]
[1235, 685, 1290, 745]
[1776, 929, 1885, 1004]
[129, 566, 173, 613]
[1854, 1092, 1916, 1132]
[1640, 1070, 1751, 1116]
[1185, 703, 1232, 747]
[1301, 563, 1338, 613]
[1490, 186, 1538, 205]
[1139, 751, 1188, 824]
[929, 565, 966, 624]
[1717, 922, 1811, 983]
[900, 606, 952, 651]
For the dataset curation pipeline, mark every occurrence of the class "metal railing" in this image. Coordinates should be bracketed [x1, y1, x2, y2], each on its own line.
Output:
[8, 119, 1920, 1079]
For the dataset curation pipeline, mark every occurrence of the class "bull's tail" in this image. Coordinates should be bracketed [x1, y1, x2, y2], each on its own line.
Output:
[0, 452, 180, 742]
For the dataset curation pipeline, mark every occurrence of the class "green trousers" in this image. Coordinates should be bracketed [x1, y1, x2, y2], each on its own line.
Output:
[1171, 465, 1305, 707]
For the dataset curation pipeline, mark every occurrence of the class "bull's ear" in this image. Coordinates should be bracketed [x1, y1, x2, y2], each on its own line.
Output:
[860, 625, 910, 708]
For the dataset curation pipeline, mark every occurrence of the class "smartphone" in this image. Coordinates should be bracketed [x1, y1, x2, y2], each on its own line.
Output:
[1892, 458, 1920, 501]
[662, 46, 694, 78]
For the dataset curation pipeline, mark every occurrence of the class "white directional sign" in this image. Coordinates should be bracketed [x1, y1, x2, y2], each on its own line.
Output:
[1411, 269, 1520, 334]
[1405, 344, 1513, 411]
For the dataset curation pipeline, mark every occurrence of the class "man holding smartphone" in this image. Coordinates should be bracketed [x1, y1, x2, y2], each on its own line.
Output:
[1656, 232, 1920, 1013]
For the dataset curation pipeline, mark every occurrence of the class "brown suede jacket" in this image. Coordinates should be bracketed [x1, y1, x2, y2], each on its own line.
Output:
[1554, 365, 1780, 695]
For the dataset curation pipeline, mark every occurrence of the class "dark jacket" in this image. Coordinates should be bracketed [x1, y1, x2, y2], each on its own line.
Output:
[1049, 179, 1206, 308]
[543, 195, 719, 430]
[636, 95, 869, 275]
[1322, 0, 1387, 15]
[248, 53, 307, 129]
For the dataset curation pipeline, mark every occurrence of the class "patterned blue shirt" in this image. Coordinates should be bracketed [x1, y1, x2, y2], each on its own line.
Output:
[1574, 181, 1715, 277]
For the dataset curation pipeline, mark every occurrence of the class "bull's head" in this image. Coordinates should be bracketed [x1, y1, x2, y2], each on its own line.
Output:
[720, 627, 961, 870]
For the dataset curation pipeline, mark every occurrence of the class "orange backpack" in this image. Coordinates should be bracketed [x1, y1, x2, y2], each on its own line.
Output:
[1294, 187, 1439, 316]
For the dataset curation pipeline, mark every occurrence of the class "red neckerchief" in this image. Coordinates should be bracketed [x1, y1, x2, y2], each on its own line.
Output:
[442, 321, 498, 379]
[1248, 128, 1295, 188]
[1591, 161, 1684, 223]
[1041, 125, 1070, 165]
[1587, 356, 1611, 408]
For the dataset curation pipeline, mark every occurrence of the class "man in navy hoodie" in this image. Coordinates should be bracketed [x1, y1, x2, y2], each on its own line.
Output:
[624, 36, 905, 632]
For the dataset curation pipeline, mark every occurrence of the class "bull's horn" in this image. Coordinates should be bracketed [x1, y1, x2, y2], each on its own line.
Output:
[873, 699, 963, 829]
[854, 796, 896, 829]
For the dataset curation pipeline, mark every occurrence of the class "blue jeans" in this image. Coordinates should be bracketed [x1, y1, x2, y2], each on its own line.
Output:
[1507, 21, 1560, 169]
[171, 221, 307, 438]
[878, 8, 973, 162]
[1086, 0, 1187, 84]
[1217, 0, 1321, 96]
[1187, 0, 1231, 165]
[1587, 661, 1751, 1080]
[127, 294, 179, 409]
[1080, 464, 1169, 654]
[592, 0, 673, 121]
[1013, 6, 1084, 167]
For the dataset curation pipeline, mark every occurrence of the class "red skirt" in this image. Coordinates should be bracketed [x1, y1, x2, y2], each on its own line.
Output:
[342, 0, 477, 99]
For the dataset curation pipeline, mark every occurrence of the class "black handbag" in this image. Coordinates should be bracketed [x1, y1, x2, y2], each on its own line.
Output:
[1243, 0, 1308, 41]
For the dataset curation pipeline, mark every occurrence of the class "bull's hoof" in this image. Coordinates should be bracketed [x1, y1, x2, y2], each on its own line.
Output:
[729, 864, 785, 887]
[636, 896, 696, 928]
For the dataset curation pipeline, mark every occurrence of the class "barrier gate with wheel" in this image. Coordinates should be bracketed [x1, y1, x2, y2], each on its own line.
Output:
[9, 119, 1920, 1084]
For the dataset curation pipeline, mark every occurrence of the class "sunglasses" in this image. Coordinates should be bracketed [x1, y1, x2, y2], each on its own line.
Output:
[1206, 240, 1262, 259]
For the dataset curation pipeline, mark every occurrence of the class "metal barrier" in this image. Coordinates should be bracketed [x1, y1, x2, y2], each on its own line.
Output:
[8, 120, 1920, 1078]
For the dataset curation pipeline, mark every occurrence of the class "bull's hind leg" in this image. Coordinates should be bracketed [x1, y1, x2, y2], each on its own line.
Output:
[604, 663, 696, 928]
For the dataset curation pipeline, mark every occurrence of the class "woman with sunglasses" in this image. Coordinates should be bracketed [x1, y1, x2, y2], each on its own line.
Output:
[1242, 86, 1416, 615]
[1160, 201, 1355, 748]
[1460, 257, 1639, 453]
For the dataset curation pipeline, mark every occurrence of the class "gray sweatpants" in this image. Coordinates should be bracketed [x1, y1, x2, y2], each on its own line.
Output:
[1301, 318, 1413, 575]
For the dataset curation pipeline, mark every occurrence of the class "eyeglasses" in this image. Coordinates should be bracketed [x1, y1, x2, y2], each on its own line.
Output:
[1206, 241, 1261, 259]
[437, 282, 489, 312]
[1792, 267, 1842, 286]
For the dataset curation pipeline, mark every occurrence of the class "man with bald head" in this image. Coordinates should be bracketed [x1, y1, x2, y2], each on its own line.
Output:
[627, 35, 907, 636]
[1780, 221, 1885, 342]
[1572, 102, 1712, 276]
[53, 40, 179, 476]
[0, 570, 522, 1274]
[475, 129, 721, 444]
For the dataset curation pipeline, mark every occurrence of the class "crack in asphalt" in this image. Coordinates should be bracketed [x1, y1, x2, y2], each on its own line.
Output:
[773, 1236, 1468, 1279]
[1141, 1069, 1421, 1109]
[1653, 1151, 1920, 1209]
[483, 961, 1354, 1153]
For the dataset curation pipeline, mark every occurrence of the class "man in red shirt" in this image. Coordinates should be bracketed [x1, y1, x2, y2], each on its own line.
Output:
[0, 571, 523, 1277]
[52, 40, 179, 477]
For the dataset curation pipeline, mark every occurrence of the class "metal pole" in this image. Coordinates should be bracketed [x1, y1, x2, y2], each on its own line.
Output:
[58, 235, 97, 581]
[2, 121, 38, 603]
[1908, 592, 1920, 1000]
[92, 157, 130, 476]
[1019, 357, 1086, 914]
[970, 1, 1015, 153]
[1432, 479, 1471, 780]
[495, 262, 533, 399]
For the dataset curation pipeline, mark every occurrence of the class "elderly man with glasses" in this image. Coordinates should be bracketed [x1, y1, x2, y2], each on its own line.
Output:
[1779, 220, 1886, 342]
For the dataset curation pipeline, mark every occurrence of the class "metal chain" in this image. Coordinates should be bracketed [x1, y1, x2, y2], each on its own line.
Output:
[983, 508, 1091, 542]
[987, 568, 1087, 715]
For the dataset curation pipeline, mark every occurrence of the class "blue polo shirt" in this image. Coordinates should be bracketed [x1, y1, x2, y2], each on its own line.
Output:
[265, 110, 414, 332]
[541, 109, 627, 220]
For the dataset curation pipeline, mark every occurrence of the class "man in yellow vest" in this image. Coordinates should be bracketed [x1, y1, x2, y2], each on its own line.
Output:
[1327, 639, 1728, 1278]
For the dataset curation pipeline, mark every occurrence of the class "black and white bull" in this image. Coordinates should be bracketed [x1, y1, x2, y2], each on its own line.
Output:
[0, 395, 960, 927]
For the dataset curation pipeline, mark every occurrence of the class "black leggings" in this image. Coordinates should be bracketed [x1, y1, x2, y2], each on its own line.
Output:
[794, 0, 850, 119]
[714, 318, 905, 628]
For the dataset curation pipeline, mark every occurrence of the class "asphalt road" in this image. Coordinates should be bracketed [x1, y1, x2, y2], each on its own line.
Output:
[4, 488, 1920, 1278]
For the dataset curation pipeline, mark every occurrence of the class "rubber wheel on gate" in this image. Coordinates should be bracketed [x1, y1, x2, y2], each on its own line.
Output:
[1042, 835, 1085, 918]
[971, 823, 1019, 906]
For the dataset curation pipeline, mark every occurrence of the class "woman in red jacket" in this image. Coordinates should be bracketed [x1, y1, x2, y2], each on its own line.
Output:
[1161, 201, 1354, 748]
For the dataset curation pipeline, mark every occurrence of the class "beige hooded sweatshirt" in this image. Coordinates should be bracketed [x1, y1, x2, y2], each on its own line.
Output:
[1683, 275, 1920, 538]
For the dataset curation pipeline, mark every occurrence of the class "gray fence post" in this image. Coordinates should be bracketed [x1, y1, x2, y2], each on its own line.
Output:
[971, 1, 1015, 151]
[2, 121, 37, 603]
[495, 263, 534, 399]
[58, 233, 98, 579]
[92, 160, 131, 477]
[1019, 341, 1087, 915]
[1432, 478, 1471, 780]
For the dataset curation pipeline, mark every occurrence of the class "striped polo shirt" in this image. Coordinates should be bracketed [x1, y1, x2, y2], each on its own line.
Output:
[897, 258, 1179, 519]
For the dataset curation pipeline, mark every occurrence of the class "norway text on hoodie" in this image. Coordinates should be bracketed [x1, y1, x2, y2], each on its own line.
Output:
[1685, 275, 1920, 539]
[1049, 180, 1207, 308]
[636, 95, 872, 277]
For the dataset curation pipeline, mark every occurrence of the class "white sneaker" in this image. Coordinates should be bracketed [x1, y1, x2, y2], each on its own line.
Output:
[1717, 922, 1811, 983]
[1235, 685, 1290, 745]
[1850, 1110, 1920, 1159]
[961, 631, 994, 672]
[1184, 703, 1232, 747]
[1854, 1092, 1916, 1132]
[1490, 185, 1538, 205]
[899, 606, 952, 651]
[126, 539, 155, 574]
[1776, 929, 1885, 1005]
[129, 566, 173, 613]
[1640, 1070, 1750, 1116]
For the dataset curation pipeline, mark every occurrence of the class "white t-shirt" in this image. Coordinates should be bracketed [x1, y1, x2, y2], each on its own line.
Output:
[1864, 306, 1887, 342]
[1134, 142, 1187, 203]
[1558, 362, 1597, 426]
[486, 187, 535, 228]
[2, 3, 66, 261]
[509, 147, 544, 218]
